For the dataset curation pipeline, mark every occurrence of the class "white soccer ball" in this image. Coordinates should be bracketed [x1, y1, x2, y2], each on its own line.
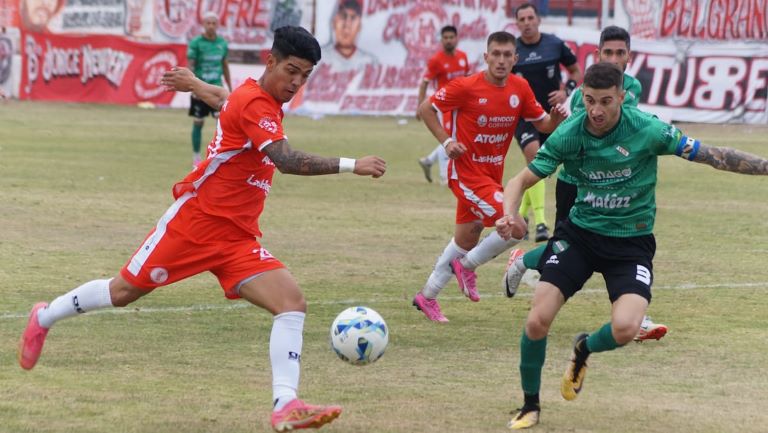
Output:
[330, 306, 389, 366]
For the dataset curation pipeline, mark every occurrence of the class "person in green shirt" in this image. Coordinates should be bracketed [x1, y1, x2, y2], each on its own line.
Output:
[504, 26, 668, 341]
[187, 12, 232, 167]
[498, 62, 768, 429]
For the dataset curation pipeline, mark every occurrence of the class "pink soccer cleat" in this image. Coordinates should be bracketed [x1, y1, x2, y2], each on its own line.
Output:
[412, 293, 448, 322]
[18, 302, 50, 370]
[450, 258, 479, 302]
[270, 399, 342, 432]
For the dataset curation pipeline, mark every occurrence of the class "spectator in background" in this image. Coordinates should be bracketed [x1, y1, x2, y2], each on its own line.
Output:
[187, 11, 231, 168]
[320, 0, 378, 72]
[416, 25, 470, 186]
[512, 2, 582, 242]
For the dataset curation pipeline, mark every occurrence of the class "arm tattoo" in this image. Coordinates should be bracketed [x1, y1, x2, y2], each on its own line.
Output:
[262, 140, 339, 175]
[693, 144, 768, 175]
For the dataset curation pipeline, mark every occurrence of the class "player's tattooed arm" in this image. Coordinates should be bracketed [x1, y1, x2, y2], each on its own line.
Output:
[263, 139, 340, 175]
[694, 144, 768, 175]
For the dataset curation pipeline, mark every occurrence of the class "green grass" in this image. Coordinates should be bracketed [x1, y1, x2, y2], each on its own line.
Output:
[1, 100, 767, 433]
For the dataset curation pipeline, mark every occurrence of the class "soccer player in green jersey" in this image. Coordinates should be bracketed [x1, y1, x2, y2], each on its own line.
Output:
[497, 62, 768, 429]
[187, 12, 232, 167]
[504, 26, 668, 341]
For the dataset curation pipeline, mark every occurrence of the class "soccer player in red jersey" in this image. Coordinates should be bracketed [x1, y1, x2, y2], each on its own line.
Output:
[412, 31, 567, 322]
[18, 26, 386, 432]
[416, 25, 471, 185]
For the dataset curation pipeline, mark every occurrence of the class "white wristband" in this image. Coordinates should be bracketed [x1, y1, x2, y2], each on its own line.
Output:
[442, 137, 455, 149]
[339, 157, 356, 173]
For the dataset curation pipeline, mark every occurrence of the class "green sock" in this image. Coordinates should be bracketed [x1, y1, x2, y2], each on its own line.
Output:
[519, 189, 531, 217]
[529, 181, 548, 226]
[520, 331, 547, 396]
[192, 123, 203, 154]
[586, 322, 622, 353]
[523, 244, 546, 270]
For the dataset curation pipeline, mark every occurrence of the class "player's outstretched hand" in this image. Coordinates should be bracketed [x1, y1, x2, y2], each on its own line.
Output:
[161, 67, 196, 92]
[445, 140, 467, 159]
[550, 103, 569, 125]
[354, 156, 387, 178]
[495, 213, 527, 241]
[547, 89, 567, 106]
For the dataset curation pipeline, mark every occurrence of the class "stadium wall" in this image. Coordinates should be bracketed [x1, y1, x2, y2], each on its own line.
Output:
[1, 0, 766, 124]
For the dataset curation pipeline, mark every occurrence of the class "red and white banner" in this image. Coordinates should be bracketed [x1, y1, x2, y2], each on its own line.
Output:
[21, 32, 186, 105]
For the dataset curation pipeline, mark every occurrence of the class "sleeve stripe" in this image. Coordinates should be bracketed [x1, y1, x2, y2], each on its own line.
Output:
[524, 112, 547, 122]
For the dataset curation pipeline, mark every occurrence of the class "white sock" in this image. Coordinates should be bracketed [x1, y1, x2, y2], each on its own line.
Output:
[461, 231, 520, 270]
[426, 144, 442, 164]
[436, 146, 450, 183]
[423, 239, 467, 299]
[37, 279, 113, 329]
[271, 311, 305, 411]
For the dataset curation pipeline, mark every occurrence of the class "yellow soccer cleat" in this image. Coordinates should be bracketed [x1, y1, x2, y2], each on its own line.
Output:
[561, 333, 589, 401]
[508, 407, 540, 430]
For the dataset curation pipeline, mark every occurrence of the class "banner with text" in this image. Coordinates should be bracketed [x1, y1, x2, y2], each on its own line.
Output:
[21, 32, 186, 105]
[290, 2, 768, 124]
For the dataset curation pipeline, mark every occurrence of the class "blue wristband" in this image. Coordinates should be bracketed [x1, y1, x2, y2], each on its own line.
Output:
[675, 135, 700, 161]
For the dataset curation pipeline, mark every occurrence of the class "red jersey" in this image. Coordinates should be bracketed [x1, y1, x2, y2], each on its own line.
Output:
[423, 49, 470, 91]
[172, 78, 285, 237]
[430, 72, 545, 185]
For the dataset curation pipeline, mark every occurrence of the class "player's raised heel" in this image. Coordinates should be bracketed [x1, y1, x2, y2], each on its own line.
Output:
[418, 158, 433, 183]
[503, 249, 525, 298]
[18, 302, 50, 370]
[634, 316, 668, 341]
[450, 258, 479, 302]
[270, 399, 342, 431]
[561, 333, 589, 401]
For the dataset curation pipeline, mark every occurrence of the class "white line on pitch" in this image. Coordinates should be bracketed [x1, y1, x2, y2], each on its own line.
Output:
[1, 281, 766, 321]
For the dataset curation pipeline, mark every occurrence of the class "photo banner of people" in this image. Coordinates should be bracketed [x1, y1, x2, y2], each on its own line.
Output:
[288, 0, 514, 116]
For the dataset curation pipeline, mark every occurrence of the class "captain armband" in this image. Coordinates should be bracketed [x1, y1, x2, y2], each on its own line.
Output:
[675, 135, 701, 161]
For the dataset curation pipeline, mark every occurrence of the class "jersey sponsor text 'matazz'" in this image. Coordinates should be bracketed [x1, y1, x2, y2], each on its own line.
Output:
[431, 72, 545, 185]
[173, 78, 284, 237]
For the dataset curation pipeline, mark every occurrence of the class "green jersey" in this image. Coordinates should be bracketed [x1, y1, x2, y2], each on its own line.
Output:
[558, 73, 642, 184]
[187, 35, 228, 85]
[529, 106, 687, 237]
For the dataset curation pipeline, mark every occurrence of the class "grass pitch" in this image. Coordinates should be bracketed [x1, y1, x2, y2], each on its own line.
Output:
[1, 100, 767, 433]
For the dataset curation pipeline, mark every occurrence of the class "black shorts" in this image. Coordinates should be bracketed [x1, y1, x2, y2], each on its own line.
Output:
[188, 95, 219, 119]
[537, 219, 655, 304]
[514, 120, 550, 150]
[554, 177, 577, 227]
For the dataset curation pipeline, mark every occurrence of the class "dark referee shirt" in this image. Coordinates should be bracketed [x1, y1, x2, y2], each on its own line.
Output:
[512, 33, 577, 112]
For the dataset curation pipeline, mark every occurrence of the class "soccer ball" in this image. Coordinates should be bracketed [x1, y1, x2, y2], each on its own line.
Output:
[330, 306, 389, 366]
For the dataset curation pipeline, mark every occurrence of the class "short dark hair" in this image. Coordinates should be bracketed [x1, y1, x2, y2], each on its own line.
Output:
[599, 25, 631, 50]
[583, 62, 624, 90]
[441, 25, 457, 36]
[338, 0, 362, 15]
[271, 26, 322, 65]
[515, 2, 539, 18]
[487, 31, 516, 47]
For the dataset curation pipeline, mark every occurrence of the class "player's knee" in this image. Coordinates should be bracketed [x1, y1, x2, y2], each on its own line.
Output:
[611, 320, 639, 345]
[524, 313, 551, 340]
[274, 292, 306, 315]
